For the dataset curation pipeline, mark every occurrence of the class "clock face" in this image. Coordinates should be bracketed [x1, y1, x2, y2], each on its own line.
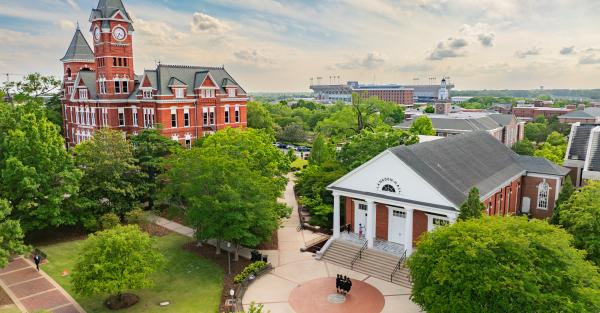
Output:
[94, 27, 101, 42]
[112, 27, 127, 41]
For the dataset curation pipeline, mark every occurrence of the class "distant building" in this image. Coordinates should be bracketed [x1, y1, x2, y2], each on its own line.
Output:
[490, 103, 513, 114]
[396, 112, 525, 147]
[512, 105, 574, 121]
[564, 123, 600, 186]
[310, 79, 453, 105]
[451, 96, 473, 104]
[558, 107, 600, 124]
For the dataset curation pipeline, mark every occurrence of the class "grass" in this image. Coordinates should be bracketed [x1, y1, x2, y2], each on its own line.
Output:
[40, 233, 223, 313]
[291, 158, 308, 169]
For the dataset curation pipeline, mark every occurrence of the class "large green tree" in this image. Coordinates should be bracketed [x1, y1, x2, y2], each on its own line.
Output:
[308, 133, 333, 165]
[0, 199, 28, 268]
[512, 139, 535, 156]
[130, 129, 182, 209]
[559, 181, 600, 266]
[162, 148, 281, 259]
[408, 217, 600, 313]
[75, 129, 147, 225]
[337, 127, 419, 170]
[0, 105, 81, 230]
[276, 122, 307, 144]
[457, 187, 485, 220]
[409, 115, 436, 135]
[71, 225, 164, 305]
[247, 101, 275, 133]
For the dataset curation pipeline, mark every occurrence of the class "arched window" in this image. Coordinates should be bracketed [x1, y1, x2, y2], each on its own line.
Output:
[537, 181, 549, 210]
[381, 184, 396, 193]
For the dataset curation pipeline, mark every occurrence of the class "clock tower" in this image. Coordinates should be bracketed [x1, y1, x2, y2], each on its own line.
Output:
[89, 0, 135, 99]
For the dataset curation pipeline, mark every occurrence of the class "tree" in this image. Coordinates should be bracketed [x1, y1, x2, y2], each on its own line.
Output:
[559, 181, 600, 266]
[44, 95, 64, 134]
[130, 129, 182, 209]
[308, 133, 333, 165]
[512, 139, 535, 156]
[524, 122, 548, 143]
[71, 225, 164, 307]
[0, 199, 28, 268]
[276, 122, 307, 144]
[550, 176, 573, 225]
[409, 115, 436, 135]
[546, 131, 567, 146]
[5, 73, 61, 100]
[533, 115, 547, 124]
[407, 217, 600, 313]
[457, 187, 485, 220]
[315, 106, 357, 139]
[0, 106, 81, 231]
[534, 142, 566, 165]
[247, 101, 275, 133]
[161, 149, 281, 260]
[75, 129, 147, 224]
[424, 105, 435, 113]
[338, 127, 419, 170]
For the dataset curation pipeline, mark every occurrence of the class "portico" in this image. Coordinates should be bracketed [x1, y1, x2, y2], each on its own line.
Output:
[331, 191, 458, 256]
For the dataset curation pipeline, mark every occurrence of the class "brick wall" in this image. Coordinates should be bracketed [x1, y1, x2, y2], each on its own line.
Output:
[413, 210, 428, 248]
[521, 176, 559, 219]
[376, 203, 388, 241]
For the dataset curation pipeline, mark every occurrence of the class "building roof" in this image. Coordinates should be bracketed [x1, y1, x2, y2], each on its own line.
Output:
[397, 113, 515, 132]
[90, 0, 134, 31]
[568, 124, 596, 160]
[560, 107, 600, 119]
[514, 155, 570, 176]
[73, 71, 98, 99]
[61, 27, 94, 63]
[389, 132, 567, 206]
[154, 64, 246, 96]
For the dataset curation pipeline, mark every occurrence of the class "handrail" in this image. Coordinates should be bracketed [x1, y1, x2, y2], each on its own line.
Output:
[390, 249, 407, 282]
[351, 240, 368, 270]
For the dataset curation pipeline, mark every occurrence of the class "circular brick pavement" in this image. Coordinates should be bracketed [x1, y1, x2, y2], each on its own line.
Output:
[288, 277, 385, 313]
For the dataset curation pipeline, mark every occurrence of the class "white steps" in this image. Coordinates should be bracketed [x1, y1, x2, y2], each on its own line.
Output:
[322, 240, 412, 288]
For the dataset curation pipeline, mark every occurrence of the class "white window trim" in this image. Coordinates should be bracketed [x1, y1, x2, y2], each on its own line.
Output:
[118, 107, 125, 127]
[171, 107, 178, 128]
[426, 214, 450, 232]
[537, 180, 550, 210]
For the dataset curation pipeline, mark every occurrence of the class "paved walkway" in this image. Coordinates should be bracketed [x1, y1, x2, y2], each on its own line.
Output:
[242, 173, 423, 313]
[0, 257, 85, 313]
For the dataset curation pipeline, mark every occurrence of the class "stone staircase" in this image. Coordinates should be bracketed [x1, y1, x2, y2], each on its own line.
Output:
[322, 240, 412, 288]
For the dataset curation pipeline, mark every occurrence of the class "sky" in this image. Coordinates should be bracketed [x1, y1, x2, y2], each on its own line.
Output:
[1, 0, 600, 92]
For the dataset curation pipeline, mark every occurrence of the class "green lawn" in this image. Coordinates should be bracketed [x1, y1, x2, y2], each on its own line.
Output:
[291, 158, 308, 169]
[40, 234, 223, 313]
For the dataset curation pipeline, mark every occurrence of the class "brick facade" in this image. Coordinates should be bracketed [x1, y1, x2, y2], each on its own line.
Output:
[61, 1, 247, 148]
[520, 176, 559, 219]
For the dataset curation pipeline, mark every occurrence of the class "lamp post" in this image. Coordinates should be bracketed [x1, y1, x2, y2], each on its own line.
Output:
[229, 288, 235, 303]
[227, 242, 231, 275]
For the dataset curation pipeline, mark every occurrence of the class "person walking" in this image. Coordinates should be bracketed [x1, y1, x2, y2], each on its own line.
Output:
[347, 277, 353, 294]
[336, 274, 341, 293]
[358, 224, 363, 239]
[33, 253, 41, 271]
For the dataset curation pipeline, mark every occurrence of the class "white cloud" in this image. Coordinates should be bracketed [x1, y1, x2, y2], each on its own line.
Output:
[579, 50, 600, 64]
[477, 33, 495, 47]
[136, 18, 188, 46]
[233, 49, 275, 67]
[335, 52, 386, 70]
[428, 38, 467, 60]
[190, 12, 230, 33]
[461, 23, 495, 47]
[56, 19, 75, 30]
[395, 63, 434, 72]
[515, 47, 541, 58]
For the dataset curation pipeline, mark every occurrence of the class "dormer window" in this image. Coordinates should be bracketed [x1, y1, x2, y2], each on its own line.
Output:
[79, 89, 88, 100]
[175, 88, 185, 99]
[228, 88, 236, 97]
[201, 89, 214, 98]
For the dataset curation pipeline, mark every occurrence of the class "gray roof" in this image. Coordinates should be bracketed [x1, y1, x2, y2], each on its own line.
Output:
[154, 64, 246, 96]
[589, 138, 600, 171]
[397, 114, 513, 132]
[390, 132, 567, 206]
[76, 71, 98, 99]
[560, 107, 600, 119]
[568, 124, 596, 160]
[514, 155, 570, 176]
[61, 27, 94, 62]
[90, 0, 134, 31]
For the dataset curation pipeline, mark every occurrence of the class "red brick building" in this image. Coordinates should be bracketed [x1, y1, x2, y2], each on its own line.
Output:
[326, 132, 569, 256]
[512, 106, 574, 121]
[60, 0, 247, 148]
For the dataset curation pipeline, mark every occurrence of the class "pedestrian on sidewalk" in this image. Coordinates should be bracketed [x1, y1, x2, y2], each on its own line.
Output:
[33, 253, 41, 271]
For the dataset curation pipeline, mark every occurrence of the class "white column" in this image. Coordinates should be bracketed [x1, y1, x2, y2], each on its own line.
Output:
[333, 193, 341, 239]
[404, 208, 414, 255]
[366, 200, 375, 248]
[447, 212, 458, 224]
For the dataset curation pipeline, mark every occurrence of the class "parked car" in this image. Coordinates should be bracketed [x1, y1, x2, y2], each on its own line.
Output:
[295, 146, 310, 152]
[276, 143, 288, 149]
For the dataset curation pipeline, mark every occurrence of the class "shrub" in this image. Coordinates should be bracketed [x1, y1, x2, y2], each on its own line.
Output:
[234, 261, 269, 284]
[99, 213, 120, 230]
[125, 209, 148, 226]
[274, 203, 292, 219]
[81, 216, 99, 232]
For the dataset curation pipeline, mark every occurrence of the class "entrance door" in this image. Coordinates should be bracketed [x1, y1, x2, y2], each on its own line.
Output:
[354, 202, 368, 235]
[388, 207, 406, 244]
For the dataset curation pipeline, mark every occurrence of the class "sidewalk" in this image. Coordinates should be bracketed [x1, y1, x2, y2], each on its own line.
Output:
[0, 257, 85, 313]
